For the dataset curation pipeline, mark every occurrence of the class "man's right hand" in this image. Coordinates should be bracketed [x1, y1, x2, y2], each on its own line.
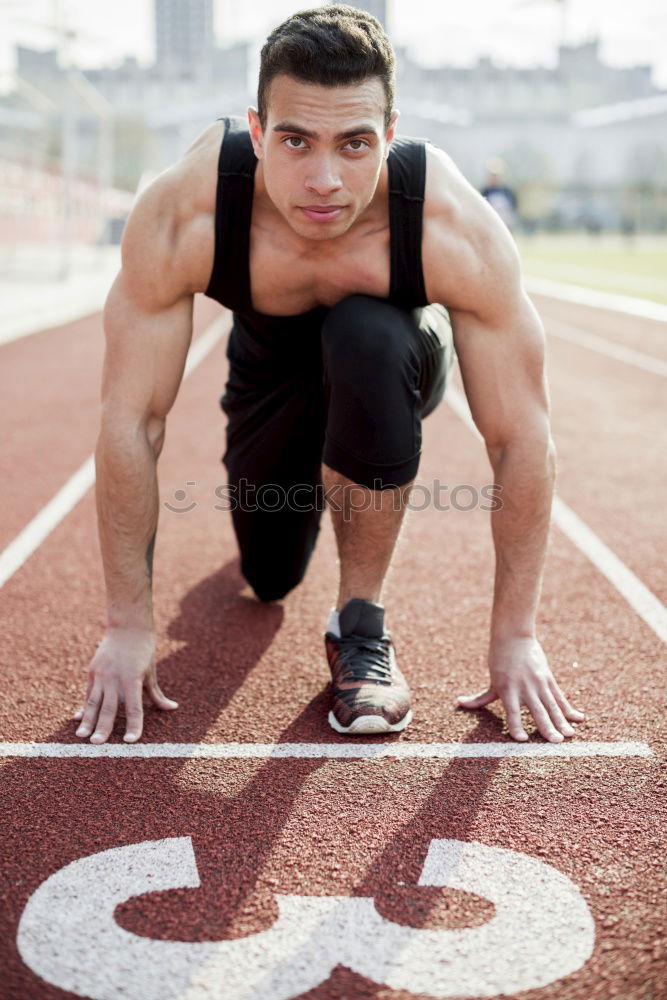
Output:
[73, 628, 178, 744]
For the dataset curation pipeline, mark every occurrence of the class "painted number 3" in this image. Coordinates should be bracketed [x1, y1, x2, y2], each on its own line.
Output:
[18, 837, 594, 999]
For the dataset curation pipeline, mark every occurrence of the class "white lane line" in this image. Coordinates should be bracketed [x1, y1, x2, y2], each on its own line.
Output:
[551, 497, 667, 643]
[525, 276, 667, 323]
[548, 319, 667, 376]
[0, 456, 96, 589]
[0, 316, 227, 589]
[183, 317, 225, 377]
[0, 741, 653, 759]
[546, 318, 667, 378]
[527, 264, 664, 298]
[446, 386, 667, 645]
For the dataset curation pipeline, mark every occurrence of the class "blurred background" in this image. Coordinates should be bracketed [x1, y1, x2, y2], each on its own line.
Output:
[0, 0, 665, 300]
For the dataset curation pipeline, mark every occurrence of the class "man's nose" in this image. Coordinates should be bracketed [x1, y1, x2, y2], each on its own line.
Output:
[305, 156, 343, 196]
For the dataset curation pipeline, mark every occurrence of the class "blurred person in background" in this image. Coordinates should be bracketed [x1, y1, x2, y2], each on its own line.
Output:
[481, 156, 518, 233]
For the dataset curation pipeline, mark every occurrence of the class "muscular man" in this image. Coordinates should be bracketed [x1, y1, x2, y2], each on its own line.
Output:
[74, 5, 585, 745]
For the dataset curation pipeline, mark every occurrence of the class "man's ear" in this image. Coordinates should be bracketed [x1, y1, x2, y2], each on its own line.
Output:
[385, 109, 399, 155]
[247, 107, 264, 159]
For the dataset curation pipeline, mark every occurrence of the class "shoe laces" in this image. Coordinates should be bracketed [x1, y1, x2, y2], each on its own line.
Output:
[335, 632, 393, 685]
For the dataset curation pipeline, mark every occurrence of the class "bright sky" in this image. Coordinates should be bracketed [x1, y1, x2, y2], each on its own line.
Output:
[1, 0, 666, 88]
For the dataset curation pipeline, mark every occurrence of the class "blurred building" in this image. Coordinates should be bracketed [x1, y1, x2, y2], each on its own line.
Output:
[16, 44, 61, 84]
[155, 0, 215, 81]
[397, 39, 657, 121]
[4, 1, 251, 177]
[3, 19, 666, 229]
[396, 40, 667, 230]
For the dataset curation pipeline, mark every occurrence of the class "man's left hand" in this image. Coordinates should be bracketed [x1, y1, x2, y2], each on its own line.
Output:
[456, 637, 586, 743]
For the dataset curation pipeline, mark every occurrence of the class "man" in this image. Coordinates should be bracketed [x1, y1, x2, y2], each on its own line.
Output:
[74, 5, 585, 745]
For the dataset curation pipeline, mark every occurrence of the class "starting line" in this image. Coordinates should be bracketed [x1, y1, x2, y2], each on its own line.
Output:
[0, 741, 653, 759]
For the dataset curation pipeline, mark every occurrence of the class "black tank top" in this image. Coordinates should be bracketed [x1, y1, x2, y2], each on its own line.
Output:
[204, 115, 430, 331]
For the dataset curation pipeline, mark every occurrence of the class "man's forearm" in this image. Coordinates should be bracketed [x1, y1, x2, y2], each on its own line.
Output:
[488, 435, 556, 640]
[95, 425, 160, 632]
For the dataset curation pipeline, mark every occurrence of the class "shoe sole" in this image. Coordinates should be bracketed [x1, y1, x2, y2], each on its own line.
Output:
[327, 709, 413, 735]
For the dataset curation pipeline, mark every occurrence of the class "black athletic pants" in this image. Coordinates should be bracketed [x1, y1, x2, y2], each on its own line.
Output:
[220, 294, 454, 601]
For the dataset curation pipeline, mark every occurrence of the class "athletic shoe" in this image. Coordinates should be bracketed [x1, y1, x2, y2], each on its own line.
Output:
[325, 598, 412, 735]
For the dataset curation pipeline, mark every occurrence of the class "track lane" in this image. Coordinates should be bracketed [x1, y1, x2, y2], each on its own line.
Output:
[1, 750, 663, 998]
[542, 325, 666, 605]
[3, 293, 664, 611]
[0, 328, 664, 746]
[0, 293, 664, 746]
[1, 290, 665, 999]
[545, 318, 667, 377]
[0, 295, 223, 552]
[530, 291, 667, 361]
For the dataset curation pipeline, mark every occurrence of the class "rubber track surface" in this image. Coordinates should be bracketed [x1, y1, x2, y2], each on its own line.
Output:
[0, 292, 665, 1000]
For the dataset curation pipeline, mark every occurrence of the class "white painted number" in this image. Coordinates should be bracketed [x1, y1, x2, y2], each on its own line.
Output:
[18, 837, 594, 999]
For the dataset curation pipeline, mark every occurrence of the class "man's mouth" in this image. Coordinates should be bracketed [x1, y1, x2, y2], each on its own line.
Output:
[300, 206, 346, 222]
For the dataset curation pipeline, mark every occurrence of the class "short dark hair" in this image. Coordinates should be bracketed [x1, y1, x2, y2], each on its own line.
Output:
[258, 5, 395, 130]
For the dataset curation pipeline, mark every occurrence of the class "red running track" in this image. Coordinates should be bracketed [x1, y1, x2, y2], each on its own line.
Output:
[0, 290, 665, 999]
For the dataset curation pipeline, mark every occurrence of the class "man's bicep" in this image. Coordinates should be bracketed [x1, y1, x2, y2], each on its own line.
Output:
[100, 270, 194, 439]
[450, 292, 551, 453]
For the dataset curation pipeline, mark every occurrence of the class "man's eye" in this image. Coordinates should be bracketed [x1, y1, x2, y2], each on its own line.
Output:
[285, 136, 306, 148]
[345, 139, 367, 151]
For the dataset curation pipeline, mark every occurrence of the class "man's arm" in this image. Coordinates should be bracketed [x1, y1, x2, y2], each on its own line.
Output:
[452, 272, 553, 639]
[96, 273, 194, 631]
[423, 149, 585, 742]
[450, 285, 586, 742]
[74, 174, 196, 744]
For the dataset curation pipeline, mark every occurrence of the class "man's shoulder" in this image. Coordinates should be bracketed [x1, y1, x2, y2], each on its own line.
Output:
[122, 121, 221, 236]
[421, 143, 522, 313]
[169, 119, 227, 215]
[423, 143, 483, 231]
[119, 120, 225, 305]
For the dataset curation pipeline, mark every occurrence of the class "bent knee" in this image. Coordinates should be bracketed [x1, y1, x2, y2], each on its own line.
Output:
[322, 295, 412, 362]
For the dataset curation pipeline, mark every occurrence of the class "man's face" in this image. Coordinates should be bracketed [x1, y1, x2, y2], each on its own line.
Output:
[248, 74, 397, 241]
